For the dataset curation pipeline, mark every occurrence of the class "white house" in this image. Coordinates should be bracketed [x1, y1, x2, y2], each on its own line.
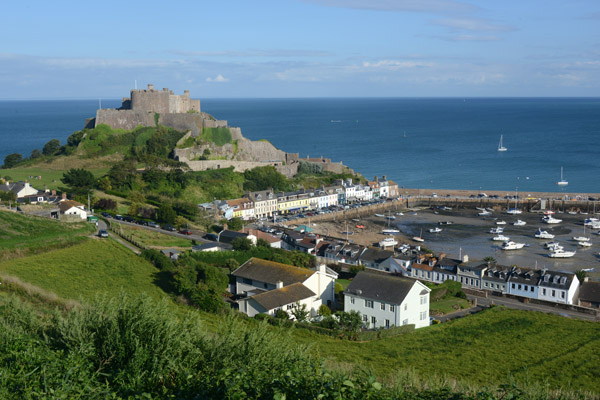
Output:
[0, 181, 39, 198]
[344, 271, 431, 329]
[58, 200, 88, 220]
[232, 258, 338, 318]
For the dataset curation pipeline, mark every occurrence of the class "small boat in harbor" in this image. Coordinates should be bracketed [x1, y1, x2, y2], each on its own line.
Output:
[382, 229, 400, 234]
[578, 241, 592, 247]
[513, 219, 527, 226]
[396, 212, 404, 216]
[379, 236, 398, 248]
[549, 248, 576, 258]
[542, 215, 562, 224]
[479, 210, 492, 216]
[490, 227, 504, 234]
[429, 227, 442, 233]
[374, 214, 385, 218]
[492, 234, 510, 242]
[496, 220, 506, 225]
[535, 228, 555, 239]
[545, 242, 563, 251]
[501, 241, 526, 250]
[412, 228, 425, 242]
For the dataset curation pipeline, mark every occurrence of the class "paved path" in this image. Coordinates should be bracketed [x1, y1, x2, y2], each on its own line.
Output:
[97, 220, 141, 255]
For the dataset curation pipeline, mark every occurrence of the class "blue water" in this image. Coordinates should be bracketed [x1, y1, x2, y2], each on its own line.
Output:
[1, 98, 599, 193]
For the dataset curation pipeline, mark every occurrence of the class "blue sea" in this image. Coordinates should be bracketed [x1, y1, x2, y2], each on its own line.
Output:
[1, 98, 599, 193]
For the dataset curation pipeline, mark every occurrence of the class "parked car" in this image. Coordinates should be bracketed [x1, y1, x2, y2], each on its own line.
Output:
[100, 212, 112, 218]
[147, 221, 160, 228]
[114, 214, 124, 220]
[162, 224, 176, 232]
[179, 228, 192, 235]
[123, 216, 135, 223]
[98, 229, 109, 238]
[204, 233, 218, 241]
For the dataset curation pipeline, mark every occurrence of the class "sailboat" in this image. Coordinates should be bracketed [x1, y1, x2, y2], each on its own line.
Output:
[557, 166, 568, 186]
[497, 135, 507, 152]
[412, 228, 425, 242]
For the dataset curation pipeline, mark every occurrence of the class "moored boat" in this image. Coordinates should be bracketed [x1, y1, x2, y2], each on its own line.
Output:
[513, 219, 527, 226]
[501, 241, 526, 250]
[549, 248, 575, 258]
[534, 228, 555, 239]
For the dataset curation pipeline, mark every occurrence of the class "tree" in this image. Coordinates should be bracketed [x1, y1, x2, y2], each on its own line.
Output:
[95, 198, 117, 211]
[61, 168, 96, 195]
[42, 139, 61, 156]
[335, 310, 362, 332]
[156, 203, 177, 224]
[274, 309, 289, 320]
[232, 237, 253, 251]
[575, 269, 588, 284]
[30, 149, 42, 159]
[243, 166, 290, 192]
[226, 217, 244, 231]
[0, 191, 17, 204]
[2, 153, 22, 169]
[290, 303, 309, 322]
[483, 256, 496, 264]
[318, 304, 332, 317]
[256, 238, 270, 248]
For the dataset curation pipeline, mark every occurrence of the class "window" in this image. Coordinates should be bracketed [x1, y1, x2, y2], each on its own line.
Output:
[264, 283, 268, 289]
[390, 305, 395, 312]
[362, 314, 367, 322]
[380, 303, 386, 311]
[484, 282, 488, 287]
[530, 286, 534, 292]
[420, 296, 426, 305]
[512, 283, 515, 289]
[518, 284, 522, 290]
[385, 319, 390, 328]
[350, 297, 355, 305]
[561, 291, 565, 299]
[371, 316, 376, 325]
[404, 304, 407, 311]
[542, 288, 546, 295]
[243, 278, 252, 285]
[420, 311, 427, 320]
[365, 299, 374, 308]
[552, 290, 556, 297]
[287, 304, 295, 310]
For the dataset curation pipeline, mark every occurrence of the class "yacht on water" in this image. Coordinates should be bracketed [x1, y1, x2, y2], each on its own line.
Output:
[578, 241, 592, 247]
[490, 227, 504, 234]
[557, 166, 568, 186]
[492, 234, 510, 242]
[382, 229, 400, 234]
[412, 228, 425, 243]
[379, 236, 398, 248]
[513, 219, 527, 226]
[534, 228, 555, 239]
[429, 227, 442, 233]
[496, 220, 507, 225]
[542, 215, 562, 224]
[498, 134, 507, 152]
[501, 241, 526, 250]
[549, 248, 576, 258]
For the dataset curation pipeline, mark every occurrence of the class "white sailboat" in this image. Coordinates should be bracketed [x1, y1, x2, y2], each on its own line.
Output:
[497, 134, 507, 152]
[412, 228, 425, 242]
[557, 166, 568, 186]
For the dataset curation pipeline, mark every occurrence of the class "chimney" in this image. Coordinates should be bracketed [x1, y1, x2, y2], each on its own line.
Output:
[317, 264, 326, 273]
[51, 189, 56, 196]
[382, 175, 387, 181]
[147, 84, 154, 90]
[61, 192, 67, 201]
[439, 252, 446, 260]
[275, 281, 284, 289]
[184, 90, 190, 96]
[374, 176, 379, 182]
[462, 254, 469, 263]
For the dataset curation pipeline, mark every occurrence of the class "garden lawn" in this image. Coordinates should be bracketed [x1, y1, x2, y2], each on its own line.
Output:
[0, 209, 94, 259]
[2, 164, 109, 190]
[118, 224, 193, 249]
[0, 238, 166, 301]
[430, 297, 471, 315]
[292, 306, 600, 393]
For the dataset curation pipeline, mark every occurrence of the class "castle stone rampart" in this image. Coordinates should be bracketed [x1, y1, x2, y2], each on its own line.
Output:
[95, 110, 155, 131]
[159, 113, 204, 136]
[203, 119, 228, 129]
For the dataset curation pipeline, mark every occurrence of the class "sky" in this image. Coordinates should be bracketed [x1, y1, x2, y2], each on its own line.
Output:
[1, 0, 599, 99]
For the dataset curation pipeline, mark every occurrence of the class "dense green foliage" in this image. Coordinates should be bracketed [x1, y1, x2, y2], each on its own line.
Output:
[61, 167, 96, 195]
[243, 165, 291, 192]
[42, 138, 61, 156]
[2, 153, 22, 169]
[0, 293, 592, 399]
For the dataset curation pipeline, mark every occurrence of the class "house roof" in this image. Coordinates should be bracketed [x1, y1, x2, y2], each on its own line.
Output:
[360, 247, 394, 264]
[232, 257, 315, 286]
[248, 283, 316, 311]
[218, 230, 248, 244]
[192, 243, 222, 251]
[240, 229, 281, 243]
[226, 198, 253, 209]
[345, 271, 423, 305]
[579, 281, 600, 304]
[58, 199, 84, 212]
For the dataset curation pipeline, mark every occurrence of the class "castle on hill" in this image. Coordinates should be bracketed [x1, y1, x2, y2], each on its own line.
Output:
[85, 84, 352, 177]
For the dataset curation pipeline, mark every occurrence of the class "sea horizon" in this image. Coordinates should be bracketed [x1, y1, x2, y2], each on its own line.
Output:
[1, 97, 599, 194]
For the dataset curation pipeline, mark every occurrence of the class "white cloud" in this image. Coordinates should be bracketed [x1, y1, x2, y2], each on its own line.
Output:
[362, 60, 434, 69]
[171, 49, 333, 58]
[206, 74, 229, 83]
[431, 17, 514, 32]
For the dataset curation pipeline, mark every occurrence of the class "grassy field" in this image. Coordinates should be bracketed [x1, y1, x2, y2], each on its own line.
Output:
[430, 297, 471, 315]
[116, 223, 193, 249]
[0, 238, 167, 301]
[2, 163, 110, 190]
[0, 209, 95, 259]
[290, 306, 600, 393]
